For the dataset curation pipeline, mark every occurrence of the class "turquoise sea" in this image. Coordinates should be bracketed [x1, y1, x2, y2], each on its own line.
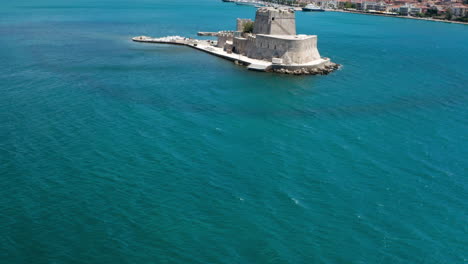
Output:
[1, 0, 467, 263]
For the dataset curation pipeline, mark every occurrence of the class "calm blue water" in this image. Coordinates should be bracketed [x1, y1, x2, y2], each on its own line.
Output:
[1, 0, 467, 263]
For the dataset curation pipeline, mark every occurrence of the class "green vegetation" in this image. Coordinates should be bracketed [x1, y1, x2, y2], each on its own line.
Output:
[243, 21, 254, 33]
[455, 13, 468, 22]
[425, 8, 438, 17]
[445, 10, 452, 20]
[415, 9, 438, 18]
[344, 2, 356, 8]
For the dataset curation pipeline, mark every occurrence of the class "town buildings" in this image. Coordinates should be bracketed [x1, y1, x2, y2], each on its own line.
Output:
[296, 0, 468, 18]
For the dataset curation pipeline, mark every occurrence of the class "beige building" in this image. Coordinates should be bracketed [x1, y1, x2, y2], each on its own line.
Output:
[449, 5, 468, 17]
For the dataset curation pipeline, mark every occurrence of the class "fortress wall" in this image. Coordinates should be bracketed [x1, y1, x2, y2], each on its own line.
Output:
[247, 36, 286, 60]
[270, 11, 296, 35]
[217, 33, 233, 48]
[253, 8, 296, 35]
[247, 35, 321, 64]
[253, 10, 271, 35]
[232, 37, 248, 55]
[227, 8, 322, 65]
[283, 36, 321, 64]
[232, 35, 256, 56]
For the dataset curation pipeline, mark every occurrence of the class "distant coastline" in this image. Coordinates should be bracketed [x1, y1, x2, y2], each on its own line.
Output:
[223, 0, 468, 25]
[329, 9, 468, 25]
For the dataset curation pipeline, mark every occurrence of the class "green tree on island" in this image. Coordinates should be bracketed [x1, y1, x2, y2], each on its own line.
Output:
[243, 21, 254, 33]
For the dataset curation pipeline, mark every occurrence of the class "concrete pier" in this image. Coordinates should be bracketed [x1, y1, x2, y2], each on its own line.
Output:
[197, 31, 235, 36]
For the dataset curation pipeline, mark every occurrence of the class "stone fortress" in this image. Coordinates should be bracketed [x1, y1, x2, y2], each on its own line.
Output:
[221, 8, 321, 65]
[133, 7, 339, 75]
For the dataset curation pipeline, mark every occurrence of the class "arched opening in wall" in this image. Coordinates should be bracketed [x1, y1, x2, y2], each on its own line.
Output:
[272, 17, 275, 21]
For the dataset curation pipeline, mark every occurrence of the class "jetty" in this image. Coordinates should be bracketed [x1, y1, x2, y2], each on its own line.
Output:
[132, 35, 273, 71]
[132, 8, 339, 75]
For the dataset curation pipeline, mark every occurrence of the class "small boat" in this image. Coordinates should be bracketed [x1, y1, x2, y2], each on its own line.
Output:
[302, 4, 325, 12]
[236, 1, 258, 6]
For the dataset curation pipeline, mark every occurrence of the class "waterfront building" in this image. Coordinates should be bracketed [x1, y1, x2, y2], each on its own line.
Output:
[388, 4, 401, 12]
[356, 1, 375, 10]
[298, 0, 466, 18]
[356, 0, 388, 11]
[398, 3, 422, 15]
[449, 5, 468, 16]
[320, 0, 339, 9]
[375, 2, 389, 11]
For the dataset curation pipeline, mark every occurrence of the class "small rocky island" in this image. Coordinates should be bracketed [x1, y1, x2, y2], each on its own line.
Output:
[133, 7, 340, 75]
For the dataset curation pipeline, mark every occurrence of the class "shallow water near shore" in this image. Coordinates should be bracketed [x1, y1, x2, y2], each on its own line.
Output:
[1, 0, 467, 263]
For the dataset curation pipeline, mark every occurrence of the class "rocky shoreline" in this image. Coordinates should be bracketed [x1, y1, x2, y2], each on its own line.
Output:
[271, 62, 341, 75]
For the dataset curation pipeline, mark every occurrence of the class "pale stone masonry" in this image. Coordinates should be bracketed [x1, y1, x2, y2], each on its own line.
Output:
[253, 8, 296, 35]
[220, 7, 327, 66]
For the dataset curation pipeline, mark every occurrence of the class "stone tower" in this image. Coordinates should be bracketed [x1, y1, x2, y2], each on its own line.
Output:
[252, 8, 296, 35]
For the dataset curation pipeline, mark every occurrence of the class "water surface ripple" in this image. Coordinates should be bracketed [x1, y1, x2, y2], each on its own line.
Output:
[1, 0, 467, 263]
